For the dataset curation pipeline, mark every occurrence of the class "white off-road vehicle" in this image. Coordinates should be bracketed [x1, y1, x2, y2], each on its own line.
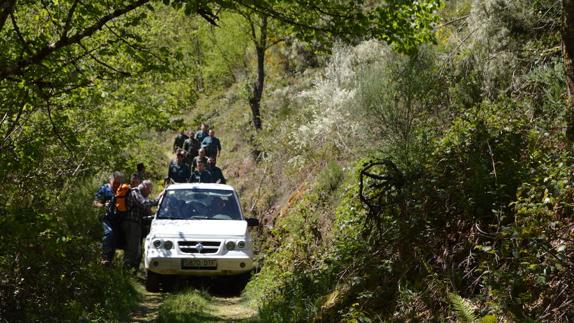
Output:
[144, 183, 259, 292]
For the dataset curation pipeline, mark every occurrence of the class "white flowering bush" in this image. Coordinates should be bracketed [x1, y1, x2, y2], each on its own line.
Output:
[294, 41, 388, 151]
[450, 0, 560, 102]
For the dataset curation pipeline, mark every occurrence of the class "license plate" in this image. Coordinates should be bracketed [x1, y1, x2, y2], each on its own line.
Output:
[182, 259, 217, 269]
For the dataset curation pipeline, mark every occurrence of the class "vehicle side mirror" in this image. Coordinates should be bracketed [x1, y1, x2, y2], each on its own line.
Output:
[246, 218, 259, 227]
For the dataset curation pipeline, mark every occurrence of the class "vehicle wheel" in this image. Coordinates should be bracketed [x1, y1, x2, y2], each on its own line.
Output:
[146, 270, 161, 292]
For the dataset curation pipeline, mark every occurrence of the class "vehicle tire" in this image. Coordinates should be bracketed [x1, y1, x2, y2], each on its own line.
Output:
[146, 270, 161, 292]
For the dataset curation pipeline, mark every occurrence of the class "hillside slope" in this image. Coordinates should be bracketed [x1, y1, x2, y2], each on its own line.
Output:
[161, 0, 574, 321]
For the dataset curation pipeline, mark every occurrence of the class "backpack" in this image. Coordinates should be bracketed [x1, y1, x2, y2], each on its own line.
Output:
[106, 184, 130, 219]
[114, 183, 131, 213]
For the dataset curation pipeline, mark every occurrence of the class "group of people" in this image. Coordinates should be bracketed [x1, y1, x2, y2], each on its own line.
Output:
[92, 123, 228, 269]
[167, 123, 226, 185]
[93, 163, 164, 269]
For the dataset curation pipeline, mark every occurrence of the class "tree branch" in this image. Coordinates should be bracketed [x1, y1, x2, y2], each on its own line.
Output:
[40, 91, 75, 155]
[78, 41, 131, 76]
[437, 15, 469, 29]
[260, 14, 267, 50]
[309, 3, 356, 20]
[1, 99, 32, 149]
[0, 0, 17, 33]
[197, 7, 219, 26]
[265, 37, 284, 50]
[238, 10, 258, 44]
[9, 12, 32, 55]
[105, 25, 168, 65]
[234, 0, 329, 34]
[62, 0, 81, 40]
[0, 0, 150, 79]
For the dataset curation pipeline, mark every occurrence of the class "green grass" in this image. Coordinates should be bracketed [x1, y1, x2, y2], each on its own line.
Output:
[157, 288, 258, 323]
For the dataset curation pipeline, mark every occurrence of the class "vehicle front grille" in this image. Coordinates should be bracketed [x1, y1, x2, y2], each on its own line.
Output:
[178, 241, 221, 254]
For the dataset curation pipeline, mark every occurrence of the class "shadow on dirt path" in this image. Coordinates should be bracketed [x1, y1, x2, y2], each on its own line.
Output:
[129, 291, 164, 322]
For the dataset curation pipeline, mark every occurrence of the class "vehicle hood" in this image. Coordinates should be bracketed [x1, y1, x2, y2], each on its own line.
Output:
[149, 219, 248, 238]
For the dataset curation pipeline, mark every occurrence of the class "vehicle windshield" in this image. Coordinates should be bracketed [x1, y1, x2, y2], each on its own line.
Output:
[156, 188, 242, 220]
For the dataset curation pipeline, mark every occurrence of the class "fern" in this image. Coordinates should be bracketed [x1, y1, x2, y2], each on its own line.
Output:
[448, 293, 477, 323]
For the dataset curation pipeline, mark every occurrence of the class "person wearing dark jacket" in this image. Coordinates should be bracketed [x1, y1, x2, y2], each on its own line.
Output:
[191, 148, 208, 173]
[172, 130, 189, 153]
[93, 171, 124, 266]
[167, 150, 191, 183]
[182, 135, 200, 166]
[194, 123, 209, 144]
[207, 157, 226, 184]
[122, 180, 163, 271]
[201, 129, 221, 159]
[190, 159, 212, 183]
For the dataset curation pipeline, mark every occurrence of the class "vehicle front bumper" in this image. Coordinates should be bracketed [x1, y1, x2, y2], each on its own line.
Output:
[145, 250, 254, 276]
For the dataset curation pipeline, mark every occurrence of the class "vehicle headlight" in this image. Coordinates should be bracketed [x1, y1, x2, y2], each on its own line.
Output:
[226, 241, 236, 250]
[237, 241, 246, 249]
[163, 240, 173, 250]
[153, 240, 162, 248]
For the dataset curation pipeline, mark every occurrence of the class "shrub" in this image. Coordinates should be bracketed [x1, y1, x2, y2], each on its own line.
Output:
[0, 178, 139, 322]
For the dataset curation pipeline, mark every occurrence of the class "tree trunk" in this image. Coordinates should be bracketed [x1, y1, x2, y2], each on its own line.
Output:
[249, 45, 265, 130]
[563, 0, 574, 140]
[248, 15, 267, 131]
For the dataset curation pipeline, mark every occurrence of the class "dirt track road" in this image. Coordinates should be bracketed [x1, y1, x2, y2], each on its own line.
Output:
[129, 282, 257, 322]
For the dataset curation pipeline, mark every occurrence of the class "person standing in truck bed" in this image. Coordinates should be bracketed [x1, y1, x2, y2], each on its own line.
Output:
[183, 133, 200, 167]
[191, 148, 208, 173]
[190, 159, 213, 183]
[167, 150, 191, 184]
[207, 157, 226, 184]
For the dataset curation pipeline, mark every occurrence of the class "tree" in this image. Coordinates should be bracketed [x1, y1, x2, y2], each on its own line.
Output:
[0, 0, 228, 152]
[166, 0, 441, 131]
[1, 1, 152, 152]
[0, 1, 206, 194]
[243, 12, 269, 130]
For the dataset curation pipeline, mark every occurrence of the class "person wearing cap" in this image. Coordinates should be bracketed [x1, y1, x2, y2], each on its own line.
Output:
[207, 157, 226, 184]
[190, 159, 213, 183]
[167, 149, 191, 183]
[201, 129, 221, 159]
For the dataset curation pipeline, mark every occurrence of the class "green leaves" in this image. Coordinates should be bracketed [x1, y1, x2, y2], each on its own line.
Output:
[448, 293, 477, 323]
[163, 0, 441, 52]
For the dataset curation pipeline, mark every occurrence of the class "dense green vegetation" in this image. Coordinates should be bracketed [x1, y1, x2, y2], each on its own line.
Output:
[0, 3, 196, 321]
[238, 0, 574, 321]
[2, 0, 574, 322]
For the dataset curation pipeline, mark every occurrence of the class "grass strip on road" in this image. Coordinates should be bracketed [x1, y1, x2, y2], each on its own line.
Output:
[157, 288, 257, 323]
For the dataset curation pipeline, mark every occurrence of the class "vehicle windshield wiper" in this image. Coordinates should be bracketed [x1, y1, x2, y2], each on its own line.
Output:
[189, 215, 210, 219]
